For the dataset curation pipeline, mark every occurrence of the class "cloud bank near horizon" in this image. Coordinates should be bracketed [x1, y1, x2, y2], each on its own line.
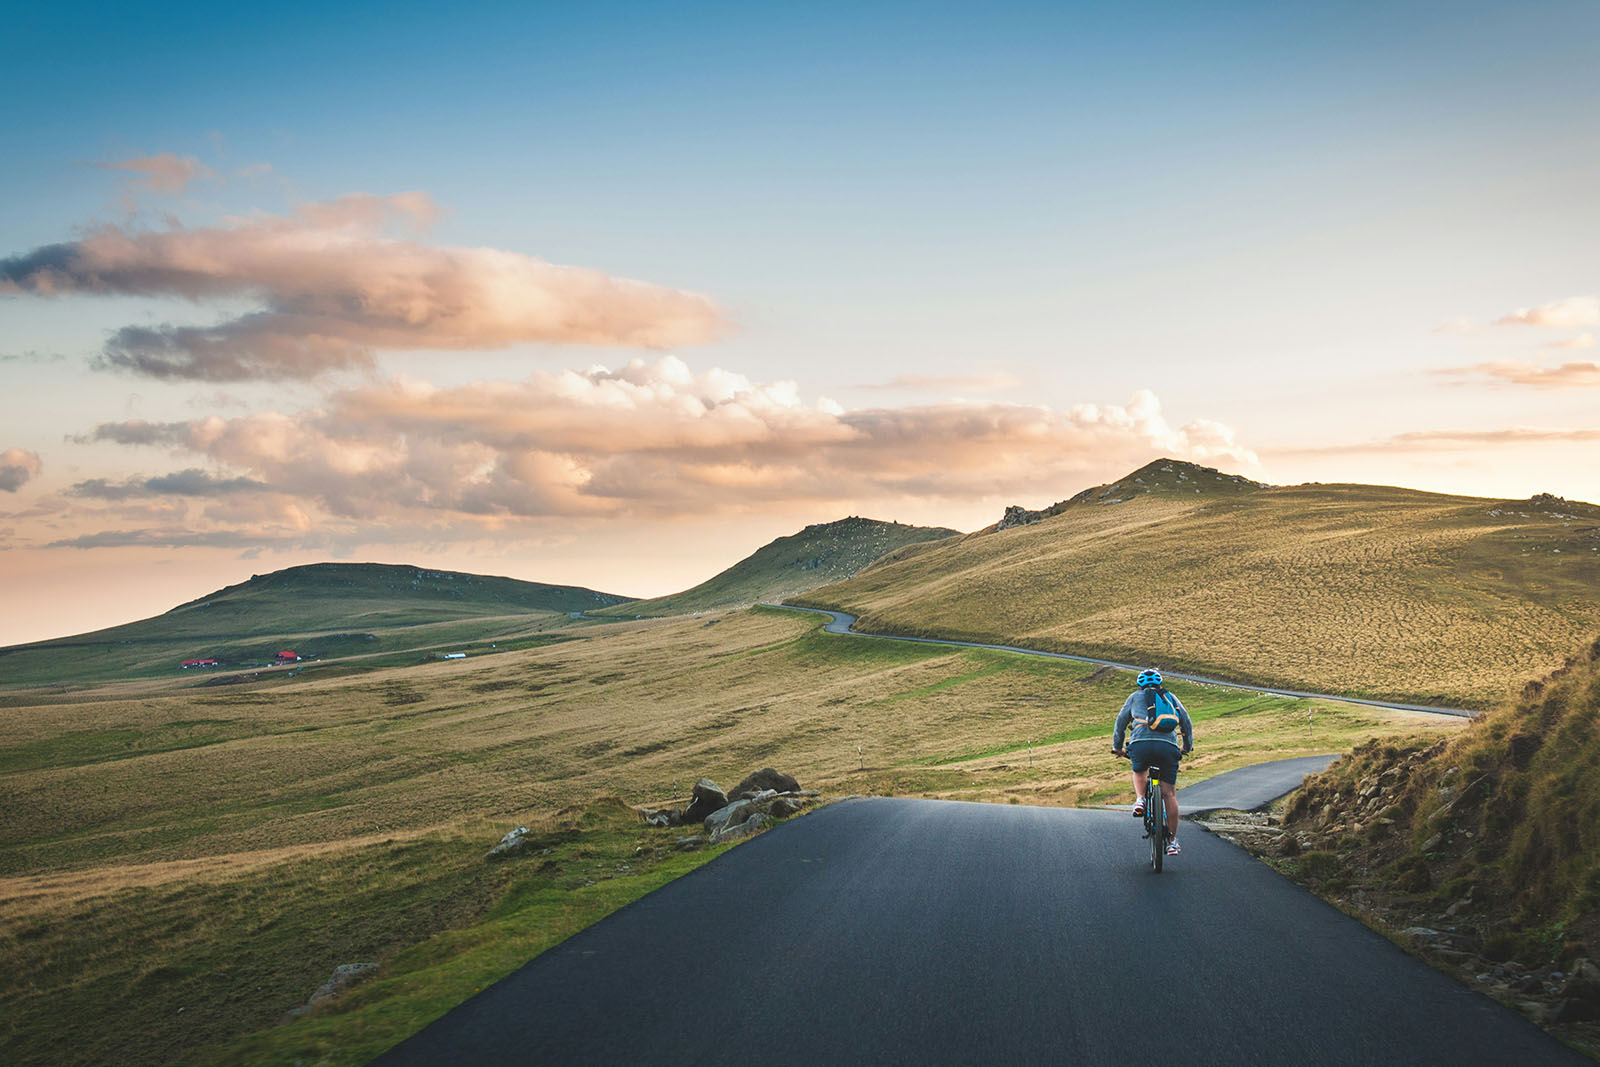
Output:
[0, 193, 727, 381]
[35, 358, 1256, 549]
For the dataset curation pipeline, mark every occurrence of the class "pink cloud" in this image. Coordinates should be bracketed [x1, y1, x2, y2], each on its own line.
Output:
[1495, 295, 1600, 329]
[0, 447, 42, 492]
[64, 359, 1257, 529]
[97, 153, 217, 195]
[0, 194, 727, 380]
[1433, 360, 1600, 388]
[1544, 333, 1596, 350]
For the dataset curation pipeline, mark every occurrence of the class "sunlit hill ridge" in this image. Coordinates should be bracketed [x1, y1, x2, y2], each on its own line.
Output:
[794, 459, 1600, 709]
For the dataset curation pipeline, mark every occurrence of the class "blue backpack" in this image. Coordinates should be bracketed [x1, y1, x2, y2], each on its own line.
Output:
[1140, 687, 1181, 733]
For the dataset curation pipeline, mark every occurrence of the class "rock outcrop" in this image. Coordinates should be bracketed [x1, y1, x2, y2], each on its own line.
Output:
[728, 768, 799, 800]
[635, 769, 817, 846]
[283, 962, 380, 1021]
[712, 812, 772, 845]
[485, 825, 532, 860]
[995, 505, 1045, 531]
[682, 778, 729, 823]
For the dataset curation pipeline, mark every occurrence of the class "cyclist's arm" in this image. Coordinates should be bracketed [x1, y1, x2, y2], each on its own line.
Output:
[1176, 700, 1194, 753]
[1111, 703, 1132, 751]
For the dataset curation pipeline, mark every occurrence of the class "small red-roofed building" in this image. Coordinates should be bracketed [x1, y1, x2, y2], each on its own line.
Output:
[274, 650, 300, 663]
[181, 659, 219, 669]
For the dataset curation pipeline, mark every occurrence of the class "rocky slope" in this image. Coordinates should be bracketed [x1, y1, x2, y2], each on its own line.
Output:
[1211, 634, 1600, 1053]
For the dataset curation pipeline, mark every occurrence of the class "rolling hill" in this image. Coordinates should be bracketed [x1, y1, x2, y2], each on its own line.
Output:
[597, 516, 959, 617]
[0, 563, 632, 687]
[792, 459, 1600, 708]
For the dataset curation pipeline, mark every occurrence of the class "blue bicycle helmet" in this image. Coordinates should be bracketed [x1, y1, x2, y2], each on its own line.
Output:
[1137, 668, 1163, 688]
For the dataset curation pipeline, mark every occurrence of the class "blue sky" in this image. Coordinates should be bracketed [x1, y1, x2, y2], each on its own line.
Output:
[2, 1, 1598, 642]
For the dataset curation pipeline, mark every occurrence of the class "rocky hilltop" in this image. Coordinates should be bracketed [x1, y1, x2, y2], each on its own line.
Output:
[994, 458, 1267, 530]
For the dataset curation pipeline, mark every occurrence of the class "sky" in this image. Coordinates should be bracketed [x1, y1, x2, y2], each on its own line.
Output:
[2, 0, 1598, 645]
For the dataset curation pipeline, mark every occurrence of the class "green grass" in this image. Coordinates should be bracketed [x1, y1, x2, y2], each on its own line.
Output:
[916, 690, 1300, 765]
[193, 800, 728, 1067]
[0, 798, 727, 1067]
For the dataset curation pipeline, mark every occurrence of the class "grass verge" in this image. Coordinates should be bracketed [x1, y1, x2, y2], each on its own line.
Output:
[0, 798, 727, 1067]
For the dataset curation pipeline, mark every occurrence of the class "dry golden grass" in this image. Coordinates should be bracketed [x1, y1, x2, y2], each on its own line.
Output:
[1, 607, 1459, 884]
[0, 606, 1463, 1064]
[796, 483, 1600, 708]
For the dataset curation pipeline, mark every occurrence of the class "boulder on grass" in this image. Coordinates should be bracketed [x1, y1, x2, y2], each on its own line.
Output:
[711, 812, 772, 845]
[728, 768, 800, 801]
[485, 825, 532, 861]
[705, 799, 754, 836]
[768, 796, 806, 818]
[640, 809, 682, 828]
[683, 778, 729, 824]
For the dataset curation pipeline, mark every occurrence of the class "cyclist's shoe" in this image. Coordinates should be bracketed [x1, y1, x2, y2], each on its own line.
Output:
[1165, 839, 1182, 857]
[1131, 798, 1145, 817]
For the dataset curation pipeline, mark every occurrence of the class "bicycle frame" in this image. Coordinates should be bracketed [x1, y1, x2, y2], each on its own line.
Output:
[1116, 749, 1170, 873]
[1145, 766, 1167, 873]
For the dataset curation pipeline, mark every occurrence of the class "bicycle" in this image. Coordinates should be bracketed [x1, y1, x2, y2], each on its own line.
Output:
[1114, 750, 1170, 873]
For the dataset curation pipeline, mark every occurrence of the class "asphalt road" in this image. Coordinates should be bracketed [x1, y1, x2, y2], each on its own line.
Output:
[375, 799, 1579, 1066]
[777, 605, 1476, 718]
[1177, 754, 1341, 814]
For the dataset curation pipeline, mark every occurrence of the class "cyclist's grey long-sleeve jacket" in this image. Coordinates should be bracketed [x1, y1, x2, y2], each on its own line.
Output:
[1112, 690, 1194, 752]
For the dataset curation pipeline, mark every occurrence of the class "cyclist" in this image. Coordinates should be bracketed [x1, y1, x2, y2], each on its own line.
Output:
[1111, 668, 1193, 856]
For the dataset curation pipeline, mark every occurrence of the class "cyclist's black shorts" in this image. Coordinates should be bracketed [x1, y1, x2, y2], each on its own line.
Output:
[1128, 739, 1181, 784]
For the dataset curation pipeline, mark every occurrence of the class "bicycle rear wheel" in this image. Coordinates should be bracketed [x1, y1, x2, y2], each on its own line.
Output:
[1149, 783, 1164, 873]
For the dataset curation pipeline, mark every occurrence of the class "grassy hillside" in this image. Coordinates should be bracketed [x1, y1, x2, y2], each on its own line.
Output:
[598, 516, 958, 617]
[1254, 635, 1600, 1049]
[794, 459, 1600, 708]
[0, 563, 631, 687]
[0, 606, 1458, 1065]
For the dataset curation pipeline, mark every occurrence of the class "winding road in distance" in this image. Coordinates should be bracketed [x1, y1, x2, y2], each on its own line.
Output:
[377, 798, 1578, 1066]
[772, 605, 1477, 718]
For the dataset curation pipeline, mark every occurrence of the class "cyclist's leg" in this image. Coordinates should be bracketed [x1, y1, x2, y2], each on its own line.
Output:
[1152, 745, 1181, 841]
[1128, 742, 1155, 806]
